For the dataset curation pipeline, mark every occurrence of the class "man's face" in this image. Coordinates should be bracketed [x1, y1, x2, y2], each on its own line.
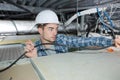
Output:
[38, 23, 58, 43]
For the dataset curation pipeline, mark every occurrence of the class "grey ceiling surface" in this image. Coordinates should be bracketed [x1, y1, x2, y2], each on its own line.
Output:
[0, 0, 119, 20]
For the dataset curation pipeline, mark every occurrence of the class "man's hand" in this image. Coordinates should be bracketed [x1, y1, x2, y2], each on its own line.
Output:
[24, 40, 37, 58]
[114, 36, 120, 48]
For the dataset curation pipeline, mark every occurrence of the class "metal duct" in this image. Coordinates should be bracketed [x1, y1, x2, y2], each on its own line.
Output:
[0, 20, 84, 35]
[0, 20, 37, 35]
[59, 23, 79, 34]
[0, 20, 81, 35]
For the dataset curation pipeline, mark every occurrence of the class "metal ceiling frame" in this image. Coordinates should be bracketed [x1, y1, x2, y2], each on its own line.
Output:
[0, 0, 120, 20]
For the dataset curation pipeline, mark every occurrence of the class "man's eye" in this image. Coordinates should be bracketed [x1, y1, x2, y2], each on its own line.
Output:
[49, 28, 53, 31]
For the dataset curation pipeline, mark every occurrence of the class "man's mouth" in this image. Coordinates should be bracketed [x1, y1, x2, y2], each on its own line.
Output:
[52, 37, 56, 39]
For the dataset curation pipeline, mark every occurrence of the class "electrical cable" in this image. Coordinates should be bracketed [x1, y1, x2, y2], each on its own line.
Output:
[101, 21, 115, 39]
[0, 51, 26, 72]
[0, 42, 113, 72]
[0, 43, 66, 72]
[11, 20, 19, 35]
[103, 11, 114, 28]
[76, 0, 79, 36]
[96, 7, 115, 39]
[97, 7, 108, 30]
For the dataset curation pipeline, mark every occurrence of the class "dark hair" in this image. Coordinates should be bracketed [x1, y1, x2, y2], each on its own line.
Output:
[37, 23, 48, 29]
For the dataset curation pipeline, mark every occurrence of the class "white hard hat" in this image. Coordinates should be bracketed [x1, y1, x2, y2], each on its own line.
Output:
[35, 9, 59, 26]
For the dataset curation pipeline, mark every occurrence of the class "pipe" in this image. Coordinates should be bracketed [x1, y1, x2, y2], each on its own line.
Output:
[64, 7, 107, 26]
[0, 20, 80, 35]
[0, 20, 37, 35]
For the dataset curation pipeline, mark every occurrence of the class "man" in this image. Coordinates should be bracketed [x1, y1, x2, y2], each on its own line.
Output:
[25, 9, 120, 58]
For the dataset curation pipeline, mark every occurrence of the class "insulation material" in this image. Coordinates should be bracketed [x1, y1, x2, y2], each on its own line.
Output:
[0, 59, 40, 80]
[31, 52, 120, 80]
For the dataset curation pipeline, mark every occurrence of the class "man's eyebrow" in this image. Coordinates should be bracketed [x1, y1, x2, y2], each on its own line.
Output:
[48, 27, 54, 29]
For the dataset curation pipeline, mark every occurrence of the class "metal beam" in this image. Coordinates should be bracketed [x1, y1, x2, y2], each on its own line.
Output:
[51, 0, 70, 8]
[0, 3, 25, 12]
[36, 0, 48, 6]
[0, 3, 47, 14]
[57, 3, 120, 12]
[43, 0, 57, 7]
[29, 0, 36, 6]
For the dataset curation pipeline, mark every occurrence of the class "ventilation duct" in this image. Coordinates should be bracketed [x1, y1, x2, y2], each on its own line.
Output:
[0, 20, 37, 35]
[0, 20, 81, 35]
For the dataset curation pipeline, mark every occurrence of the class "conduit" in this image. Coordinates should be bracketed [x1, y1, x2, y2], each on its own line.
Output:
[65, 7, 107, 26]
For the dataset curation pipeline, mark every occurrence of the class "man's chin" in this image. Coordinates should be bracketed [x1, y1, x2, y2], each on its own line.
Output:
[47, 39, 55, 43]
[50, 40, 55, 42]
[51, 38, 56, 42]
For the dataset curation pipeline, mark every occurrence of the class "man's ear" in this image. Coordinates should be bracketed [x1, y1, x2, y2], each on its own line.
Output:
[38, 27, 43, 34]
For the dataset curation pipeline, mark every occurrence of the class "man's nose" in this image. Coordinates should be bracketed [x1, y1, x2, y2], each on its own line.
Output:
[53, 29, 57, 35]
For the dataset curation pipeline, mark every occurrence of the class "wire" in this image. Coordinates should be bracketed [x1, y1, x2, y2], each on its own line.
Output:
[76, 0, 80, 36]
[11, 20, 19, 35]
[101, 21, 115, 39]
[0, 51, 26, 72]
[0, 42, 112, 72]
[0, 43, 66, 72]
[96, 7, 115, 39]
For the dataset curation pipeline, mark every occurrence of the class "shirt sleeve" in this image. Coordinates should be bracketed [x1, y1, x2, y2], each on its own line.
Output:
[56, 34, 114, 48]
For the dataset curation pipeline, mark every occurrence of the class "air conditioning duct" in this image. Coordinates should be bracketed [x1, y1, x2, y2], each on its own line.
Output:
[0, 20, 37, 35]
[0, 20, 81, 35]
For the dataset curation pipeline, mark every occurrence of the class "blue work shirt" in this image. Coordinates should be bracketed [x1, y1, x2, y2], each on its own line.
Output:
[35, 34, 113, 57]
